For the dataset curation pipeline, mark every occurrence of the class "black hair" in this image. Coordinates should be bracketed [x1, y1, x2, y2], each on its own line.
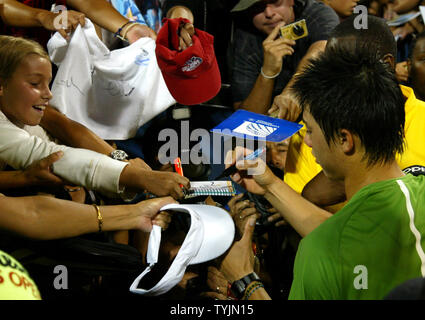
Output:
[291, 45, 405, 166]
[327, 14, 397, 59]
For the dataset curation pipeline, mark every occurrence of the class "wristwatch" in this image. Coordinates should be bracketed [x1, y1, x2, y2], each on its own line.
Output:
[230, 272, 261, 300]
[110, 149, 129, 161]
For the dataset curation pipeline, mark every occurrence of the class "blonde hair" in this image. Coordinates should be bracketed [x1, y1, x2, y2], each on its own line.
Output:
[0, 35, 50, 80]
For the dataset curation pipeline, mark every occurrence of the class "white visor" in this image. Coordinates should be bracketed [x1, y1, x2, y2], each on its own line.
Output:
[129, 204, 235, 296]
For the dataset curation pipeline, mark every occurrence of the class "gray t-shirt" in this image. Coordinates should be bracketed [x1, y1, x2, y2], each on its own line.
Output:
[231, 0, 339, 103]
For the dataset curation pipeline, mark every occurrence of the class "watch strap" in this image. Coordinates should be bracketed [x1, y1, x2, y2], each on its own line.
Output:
[230, 272, 261, 300]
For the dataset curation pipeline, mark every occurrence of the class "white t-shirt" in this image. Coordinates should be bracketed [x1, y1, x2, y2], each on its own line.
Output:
[48, 19, 176, 140]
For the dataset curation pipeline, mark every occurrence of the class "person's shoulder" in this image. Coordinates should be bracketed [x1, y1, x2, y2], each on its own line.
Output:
[402, 85, 425, 109]
[233, 27, 264, 50]
[340, 175, 422, 231]
[300, 0, 339, 22]
[234, 27, 263, 40]
[301, 0, 338, 15]
[307, 184, 383, 240]
[402, 173, 425, 193]
[0, 111, 26, 133]
[297, 0, 339, 41]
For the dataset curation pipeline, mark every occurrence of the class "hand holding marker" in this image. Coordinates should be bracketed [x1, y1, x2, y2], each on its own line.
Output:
[174, 157, 184, 188]
[215, 147, 266, 180]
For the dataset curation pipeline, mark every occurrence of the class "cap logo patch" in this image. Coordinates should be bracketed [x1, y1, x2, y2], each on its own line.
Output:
[182, 56, 203, 72]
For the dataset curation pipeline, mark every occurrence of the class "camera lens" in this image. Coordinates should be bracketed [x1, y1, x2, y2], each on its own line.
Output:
[292, 24, 304, 37]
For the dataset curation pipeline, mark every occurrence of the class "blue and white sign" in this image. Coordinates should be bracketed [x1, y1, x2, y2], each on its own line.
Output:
[211, 109, 303, 142]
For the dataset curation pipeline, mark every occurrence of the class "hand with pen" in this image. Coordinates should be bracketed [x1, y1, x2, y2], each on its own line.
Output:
[224, 146, 280, 196]
[119, 161, 190, 200]
[137, 170, 190, 200]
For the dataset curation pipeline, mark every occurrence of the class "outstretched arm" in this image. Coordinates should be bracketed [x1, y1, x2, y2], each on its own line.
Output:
[41, 106, 152, 171]
[0, 194, 176, 240]
[0, 120, 188, 198]
[0, 0, 85, 39]
[67, 0, 156, 42]
[41, 106, 115, 156]
[226, 147, 331, 237]
[0, 151, 64, 191]
[268, 40, 326, 121]
[301, 170, 346, 207]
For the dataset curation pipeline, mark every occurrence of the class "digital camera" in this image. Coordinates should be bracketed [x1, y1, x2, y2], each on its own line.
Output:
[280, 19, 308, 41]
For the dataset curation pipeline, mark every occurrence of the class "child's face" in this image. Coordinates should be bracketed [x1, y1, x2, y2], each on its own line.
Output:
[0, 54, 52, 127]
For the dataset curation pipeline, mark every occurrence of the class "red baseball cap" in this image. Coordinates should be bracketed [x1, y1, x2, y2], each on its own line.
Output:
[155, 18, 221, 105]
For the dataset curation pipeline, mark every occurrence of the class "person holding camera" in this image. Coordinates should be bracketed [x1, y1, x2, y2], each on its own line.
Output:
[230, 0, 339, 121]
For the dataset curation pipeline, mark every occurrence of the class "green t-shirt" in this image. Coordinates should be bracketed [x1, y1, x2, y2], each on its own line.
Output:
[289, 174, 425, 300]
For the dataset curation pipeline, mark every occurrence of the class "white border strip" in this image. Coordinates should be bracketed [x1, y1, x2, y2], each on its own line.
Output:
[397, 180, 425, 276]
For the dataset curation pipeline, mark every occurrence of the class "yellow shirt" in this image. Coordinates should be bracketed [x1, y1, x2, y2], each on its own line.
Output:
[284, 85, 425, 194]
[0, 250, 41, 300]
[396, 85, 425, 169]
[284, 124, 321, 194]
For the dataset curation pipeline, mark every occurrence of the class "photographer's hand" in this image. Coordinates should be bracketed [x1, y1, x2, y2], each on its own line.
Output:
[262, 22, 295, 78]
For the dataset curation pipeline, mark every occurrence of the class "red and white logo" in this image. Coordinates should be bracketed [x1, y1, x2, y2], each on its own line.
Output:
[182, 56, 203, 72]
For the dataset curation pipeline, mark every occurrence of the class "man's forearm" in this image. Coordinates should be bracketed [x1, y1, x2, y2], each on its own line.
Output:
[301, 170, 346, 207]
[41, 106, 115, 155]
[264, 176, 332, 237]
[234, 74, 276, 114]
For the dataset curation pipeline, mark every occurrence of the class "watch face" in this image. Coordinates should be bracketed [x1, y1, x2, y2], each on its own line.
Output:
[111, 150, 128, 161]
